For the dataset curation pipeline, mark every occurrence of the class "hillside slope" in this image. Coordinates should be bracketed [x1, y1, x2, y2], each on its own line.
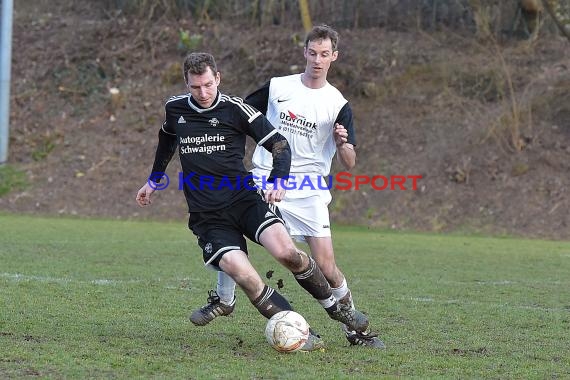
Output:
[2, 2, 569, 239]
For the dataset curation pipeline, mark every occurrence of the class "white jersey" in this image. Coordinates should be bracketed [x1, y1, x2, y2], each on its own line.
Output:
[250, 74, 355, 180]
[246, 74, 356, 240]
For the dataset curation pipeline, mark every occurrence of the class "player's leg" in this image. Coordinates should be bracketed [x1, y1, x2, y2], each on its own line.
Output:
[306, 236, 385, 349]
[186, 210, 323, 350]
[277, 194, 353, 310]
[194, 239, 324, 349]
[236, 191, 368, 332]
[282, 193, 385, 349]
[255, 221, 368, 333]
[218, 249, 324, 351]
[216, 270, 236, 304]
[306, 236, 344, 287]
[305, 236, 358, 335]
[259, 223, 369, 333]
[306, 237, 354, 313]
[217, 250, 291, 311]
[189, 220, 291, 320]
[187, 211, 242, 326]
[276, 192, 343, 288]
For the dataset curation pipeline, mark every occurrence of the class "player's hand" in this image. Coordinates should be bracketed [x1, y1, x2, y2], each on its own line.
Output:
[334, 123, 348, 146]
[264, 178, 287, 204]
[136, 183, 156, 207]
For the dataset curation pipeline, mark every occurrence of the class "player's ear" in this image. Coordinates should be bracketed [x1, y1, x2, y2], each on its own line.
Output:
[331, 50, 338, 62]
[215, 71, 221, 85]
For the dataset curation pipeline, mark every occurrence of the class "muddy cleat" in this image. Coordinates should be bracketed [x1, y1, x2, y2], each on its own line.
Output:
[190, 290, 235, 326]
[346, 330, 386, 349]
[327, 303, 369, 333]
[300, 328, 325, 352]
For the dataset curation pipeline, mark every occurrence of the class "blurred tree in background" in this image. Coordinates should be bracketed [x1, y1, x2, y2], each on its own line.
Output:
[95, 0, 568, 39]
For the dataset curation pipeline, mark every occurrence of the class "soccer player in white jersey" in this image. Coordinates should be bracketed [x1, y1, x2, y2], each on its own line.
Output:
[190, 27, 385, 349]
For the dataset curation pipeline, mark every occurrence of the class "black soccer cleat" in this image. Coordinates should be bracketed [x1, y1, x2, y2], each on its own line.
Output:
[327, 302, 369, 333]
[189, 290, 235, 326]
[346, 330, 386, 349]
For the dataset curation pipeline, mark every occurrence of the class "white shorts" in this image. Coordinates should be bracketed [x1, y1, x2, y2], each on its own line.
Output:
[253, 171, 332, 243]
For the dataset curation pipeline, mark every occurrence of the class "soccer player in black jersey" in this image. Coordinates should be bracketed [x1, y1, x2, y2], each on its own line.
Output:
[135, 52, 370, 350]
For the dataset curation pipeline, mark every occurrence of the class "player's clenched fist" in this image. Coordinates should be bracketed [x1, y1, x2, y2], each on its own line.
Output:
[136, 183, 155, 207]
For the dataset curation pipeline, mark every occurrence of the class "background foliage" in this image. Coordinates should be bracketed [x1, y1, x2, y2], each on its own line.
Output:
[97, 0, 569, 36]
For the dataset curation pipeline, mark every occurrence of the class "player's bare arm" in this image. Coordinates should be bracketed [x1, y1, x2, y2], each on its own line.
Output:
[334, 123, 356, 170]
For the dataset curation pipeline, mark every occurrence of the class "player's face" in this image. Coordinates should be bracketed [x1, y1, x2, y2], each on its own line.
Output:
[303, 38, 338, 81]
[186, 68, 220, 108]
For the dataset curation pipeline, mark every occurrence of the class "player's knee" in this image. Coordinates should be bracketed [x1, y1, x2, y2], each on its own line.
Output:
[218, 250, 242, 269]
[276, 247, 306, 272]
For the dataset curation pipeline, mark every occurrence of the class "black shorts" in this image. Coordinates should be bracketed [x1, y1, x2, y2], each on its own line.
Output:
[188, 189, 284, 270]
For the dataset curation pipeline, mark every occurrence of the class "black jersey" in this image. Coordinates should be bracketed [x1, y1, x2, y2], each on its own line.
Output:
[150, 92, 290, 212]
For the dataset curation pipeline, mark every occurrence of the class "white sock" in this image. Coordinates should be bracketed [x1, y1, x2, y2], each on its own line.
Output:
[332, 278, 355, 333]
[331, 278, 354, 309]
[216, 271, 237, 305]
[318, 295, 337, 309]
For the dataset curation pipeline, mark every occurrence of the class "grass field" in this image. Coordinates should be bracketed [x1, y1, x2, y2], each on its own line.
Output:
[1, 213, 569, 379]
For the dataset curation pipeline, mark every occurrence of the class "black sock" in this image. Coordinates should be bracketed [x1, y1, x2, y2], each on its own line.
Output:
[252, 285, 293, 319]
[293, 256, 334, 301]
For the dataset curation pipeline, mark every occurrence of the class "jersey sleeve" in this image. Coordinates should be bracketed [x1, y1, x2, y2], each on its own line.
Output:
[335, 103, 357, 146]
[149, 106, 178, 182]
[231, 96, 290, 180]
[244, 81, 270, 115]
[228, 95, 276, 144]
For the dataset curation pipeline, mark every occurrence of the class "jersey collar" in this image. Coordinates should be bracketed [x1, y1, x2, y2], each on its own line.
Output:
[188, 91, 221, 113]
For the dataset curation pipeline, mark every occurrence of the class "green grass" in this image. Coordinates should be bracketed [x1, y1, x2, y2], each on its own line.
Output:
[1, 214, 569, 379]
[0, 165, 28, 196]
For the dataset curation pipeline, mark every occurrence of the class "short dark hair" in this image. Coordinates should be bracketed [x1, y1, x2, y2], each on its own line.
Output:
[304, 24, 339, 51]
[183, 52, 218, 83]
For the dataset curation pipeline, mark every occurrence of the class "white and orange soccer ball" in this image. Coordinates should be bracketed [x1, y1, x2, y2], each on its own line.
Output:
[265, 310, 310, 353]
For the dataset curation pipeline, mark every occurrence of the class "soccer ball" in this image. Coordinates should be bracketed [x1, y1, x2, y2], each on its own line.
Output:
[265, 310, 310, 353]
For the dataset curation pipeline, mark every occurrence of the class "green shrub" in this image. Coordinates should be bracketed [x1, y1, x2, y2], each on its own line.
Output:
[0, 165, 29, 197]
